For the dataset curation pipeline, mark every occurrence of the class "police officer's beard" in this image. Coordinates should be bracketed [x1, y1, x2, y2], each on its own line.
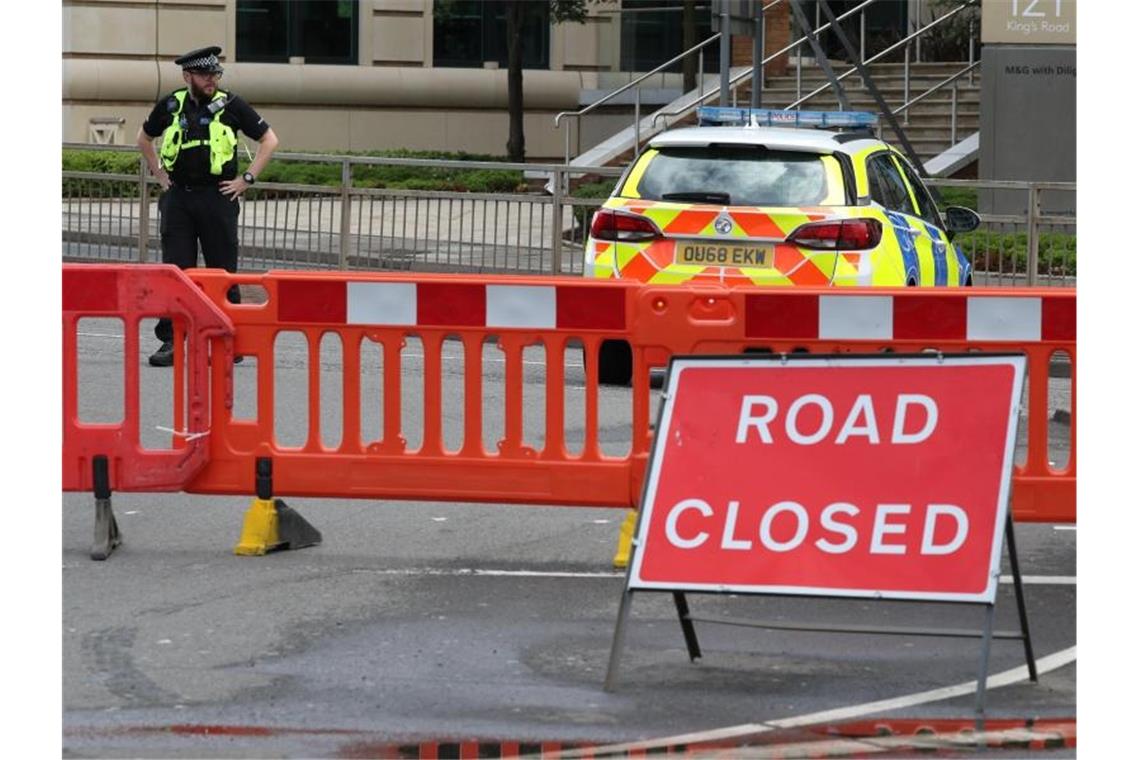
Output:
[188, 81, 212, 103]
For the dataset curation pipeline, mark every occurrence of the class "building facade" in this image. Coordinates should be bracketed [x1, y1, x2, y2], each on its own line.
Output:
[63, 0, 799, 158]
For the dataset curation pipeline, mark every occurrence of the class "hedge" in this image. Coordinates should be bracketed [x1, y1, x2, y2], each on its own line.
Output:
[955, 230, 1076, 276]
[63, 147, 525, 195]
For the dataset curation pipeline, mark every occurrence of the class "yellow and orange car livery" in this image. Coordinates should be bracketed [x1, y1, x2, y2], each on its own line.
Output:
[585, 109, 979, 289]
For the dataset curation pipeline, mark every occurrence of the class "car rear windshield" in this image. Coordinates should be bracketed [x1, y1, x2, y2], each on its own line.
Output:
[627, 147, 833, 206]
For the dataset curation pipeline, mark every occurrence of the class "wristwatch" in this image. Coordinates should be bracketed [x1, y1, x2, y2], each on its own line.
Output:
[242, 171, 256, 185]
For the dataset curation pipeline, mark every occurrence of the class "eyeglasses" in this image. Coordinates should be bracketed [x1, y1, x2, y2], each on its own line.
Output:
[191, 71, 223, 81]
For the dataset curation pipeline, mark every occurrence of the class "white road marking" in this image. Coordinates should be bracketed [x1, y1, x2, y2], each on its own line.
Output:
[559, 647, 1077, 758]
[999, 574, 1075, 585]
[1054, 525, 1077, 531]
[347, 567, 1075, 584]
[349, 567, 625, 579]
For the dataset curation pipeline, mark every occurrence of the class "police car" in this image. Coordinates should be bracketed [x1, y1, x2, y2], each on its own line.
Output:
[585, 107, 981, 383]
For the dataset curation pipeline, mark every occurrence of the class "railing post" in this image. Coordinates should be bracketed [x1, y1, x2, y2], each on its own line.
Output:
[339, 159, 352, 270]
[915, 0, 922, 63]
[969, 19, 976, 86]
[634, 88, 641, 159]
[951, 80, 958, 146]
[903, 43, 911, 125]
[796, 40, 803, 104]
[698, 49, 704, 101]
[754, 6, 765, 108]
[551, 165, 564, 275]
[860, 8, 866, 65]
[1026, 184, 1040, 286]
[565, 119, 571, 166]
[719, 3, 731, 106]
[137, 155, 150, 263]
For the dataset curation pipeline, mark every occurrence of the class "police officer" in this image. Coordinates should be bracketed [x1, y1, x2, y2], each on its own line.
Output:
[137, 45, 279, 366]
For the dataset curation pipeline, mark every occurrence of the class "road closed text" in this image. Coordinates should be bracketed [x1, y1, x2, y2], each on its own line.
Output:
[735, 392, 938, 446]
[664, 499, 968, 556]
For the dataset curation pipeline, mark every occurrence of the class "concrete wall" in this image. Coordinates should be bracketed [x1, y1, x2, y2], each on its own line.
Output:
[61, 0, 612, 157]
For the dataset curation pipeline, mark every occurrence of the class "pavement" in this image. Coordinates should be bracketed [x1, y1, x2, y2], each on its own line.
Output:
[61, 319, 1077, 758]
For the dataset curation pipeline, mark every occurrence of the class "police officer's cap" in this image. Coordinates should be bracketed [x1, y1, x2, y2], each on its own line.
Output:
[175, 46, 224, 74]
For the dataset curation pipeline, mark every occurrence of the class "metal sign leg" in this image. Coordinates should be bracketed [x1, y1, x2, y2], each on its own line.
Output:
[974, 604, 996, 733]
[673, 592, 703, 662]
[604, 589, 636, 692]
[1005, 514, 1038, 681]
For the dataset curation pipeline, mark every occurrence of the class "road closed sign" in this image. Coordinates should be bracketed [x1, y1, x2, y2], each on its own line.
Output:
[628, 354, 1026, 603]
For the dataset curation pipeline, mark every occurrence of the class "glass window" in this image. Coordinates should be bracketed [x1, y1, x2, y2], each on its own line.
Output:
[894, 156, 944, 228]
[237, 0, 358, 65]
[621, 0, 717, 73]
[867, 153, 914, 214]
[433, 1, 550, 69]
[628, 147, 834, 207]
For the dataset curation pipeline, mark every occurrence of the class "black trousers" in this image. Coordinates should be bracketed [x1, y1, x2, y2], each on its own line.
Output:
[154, 185, 242, 342]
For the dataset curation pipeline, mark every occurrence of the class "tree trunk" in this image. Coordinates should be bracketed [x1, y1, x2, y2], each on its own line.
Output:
[682, 0, 696, 93]
[506, 1, 526, 162]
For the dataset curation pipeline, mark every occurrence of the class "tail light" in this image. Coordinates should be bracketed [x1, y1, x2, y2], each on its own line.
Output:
[787, 218, 882, 250]
[590, 208, 663, 242]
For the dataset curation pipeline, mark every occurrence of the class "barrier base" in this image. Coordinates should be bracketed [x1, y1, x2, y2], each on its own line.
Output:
[234, 498, 322, 556]
[91, 497, 121, 561]
[612, 509, 637, 569]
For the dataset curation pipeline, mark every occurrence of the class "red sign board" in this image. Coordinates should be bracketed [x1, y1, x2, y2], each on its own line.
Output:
[628, 355, 1026, 603]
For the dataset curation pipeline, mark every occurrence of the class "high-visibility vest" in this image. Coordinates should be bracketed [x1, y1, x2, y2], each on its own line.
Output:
[159, 89, 238, 176]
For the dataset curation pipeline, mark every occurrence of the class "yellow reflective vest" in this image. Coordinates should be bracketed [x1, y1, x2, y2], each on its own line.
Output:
[159, 89, 238, 176]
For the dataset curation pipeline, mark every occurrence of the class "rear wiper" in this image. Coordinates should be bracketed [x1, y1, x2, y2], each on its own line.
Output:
[661, 191, 732, 204]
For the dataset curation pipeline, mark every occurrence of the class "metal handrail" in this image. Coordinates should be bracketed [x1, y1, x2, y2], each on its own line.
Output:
[876, 60, 980, 145]
[888, 61, 979, 115]
[554, 32, 723, 165]
[554, 0, 799, 164]
[784, 0, 976, 111]
[554, 33, 722, 129]
[651, 0, 877, 129]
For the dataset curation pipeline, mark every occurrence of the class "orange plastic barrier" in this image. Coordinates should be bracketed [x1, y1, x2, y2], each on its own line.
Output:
[61, 265, 1075, 523]
[62, 265, 233, 493]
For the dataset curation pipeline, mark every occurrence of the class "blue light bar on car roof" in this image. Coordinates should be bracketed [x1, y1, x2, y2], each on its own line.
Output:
[697, 106, 879, 128]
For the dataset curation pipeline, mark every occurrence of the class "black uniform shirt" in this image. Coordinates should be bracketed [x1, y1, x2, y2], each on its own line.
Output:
[143, 89, 270, 186]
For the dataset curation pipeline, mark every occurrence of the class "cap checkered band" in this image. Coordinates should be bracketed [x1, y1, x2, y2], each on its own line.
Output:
[182, 54, 222, 71]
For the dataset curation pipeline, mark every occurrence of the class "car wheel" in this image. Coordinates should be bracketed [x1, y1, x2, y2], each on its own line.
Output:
[598, 340, 632, 386]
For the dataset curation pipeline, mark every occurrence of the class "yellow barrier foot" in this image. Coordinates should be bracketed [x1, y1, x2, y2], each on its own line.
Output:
[234, 498, 322, 556]
[612, 509, 637, 569]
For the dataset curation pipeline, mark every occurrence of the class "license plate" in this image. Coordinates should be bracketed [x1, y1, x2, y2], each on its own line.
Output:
[676, 240, 774, 268]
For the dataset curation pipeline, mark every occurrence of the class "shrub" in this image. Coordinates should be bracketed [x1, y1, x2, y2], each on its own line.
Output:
[956, 230, 1076, 276]
[64, 147, 526, 195]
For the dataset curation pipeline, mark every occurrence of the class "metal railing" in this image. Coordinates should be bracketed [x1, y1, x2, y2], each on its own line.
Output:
[928, 178, 1076, 288]
[62, 144, 622, 277]
[555, 32, 725, 165]
[561, 0, 978, 163]
[62, 144, 1074, 286]
[784, 1, 977, 116]
[875, 60, 980, 149]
